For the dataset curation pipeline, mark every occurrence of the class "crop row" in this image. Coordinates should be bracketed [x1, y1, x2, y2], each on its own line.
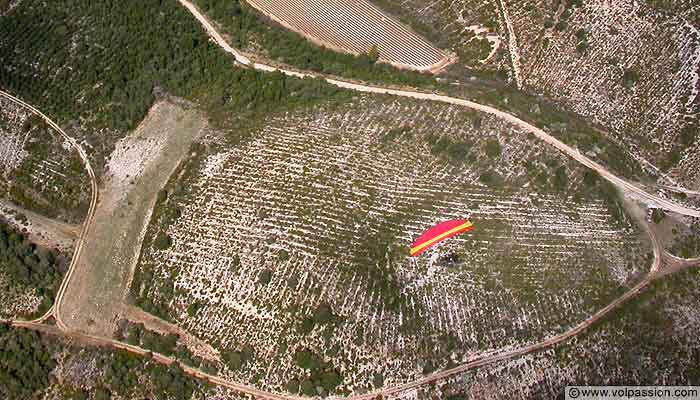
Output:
[133, 97, 645, 395]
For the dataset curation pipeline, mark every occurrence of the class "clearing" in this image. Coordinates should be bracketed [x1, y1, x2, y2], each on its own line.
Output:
[58, 100, 205, 337]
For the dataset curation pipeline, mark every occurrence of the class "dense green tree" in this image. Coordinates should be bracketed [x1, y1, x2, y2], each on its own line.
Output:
[0, 222, 63, 317]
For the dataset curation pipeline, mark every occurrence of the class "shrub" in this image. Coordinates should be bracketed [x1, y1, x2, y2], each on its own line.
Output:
[484, 139, 502, 158]
[258, 269, 272, 285]
[153, 232, 172, 250]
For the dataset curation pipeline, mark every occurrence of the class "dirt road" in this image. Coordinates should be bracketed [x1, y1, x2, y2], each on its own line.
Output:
[0, 198, 78, 250]
[1, 3, 698, 397]
[0, 90, 99, 328]
[178, 0, 700, 219]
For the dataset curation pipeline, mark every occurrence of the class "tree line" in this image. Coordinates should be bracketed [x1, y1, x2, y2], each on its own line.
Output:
[0, 0, 347, 171]
[195, 0, 437, 88]
[0, 221, 64, 317]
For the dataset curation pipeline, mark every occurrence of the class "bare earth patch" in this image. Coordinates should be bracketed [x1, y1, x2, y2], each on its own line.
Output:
[58, 100, 205, 337]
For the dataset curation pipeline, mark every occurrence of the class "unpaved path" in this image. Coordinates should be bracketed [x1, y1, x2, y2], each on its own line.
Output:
[496, 0, 523, 88]
[0, 198, 78, 251]
[0, 90, 98, 326]
[179, 0, 700, 219]
[2, 3, 698, 397]
[125, 306, 221, 363]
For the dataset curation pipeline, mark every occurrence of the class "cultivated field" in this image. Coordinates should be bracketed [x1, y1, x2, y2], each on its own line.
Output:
[133, 96, 648, 396]
[0, 96, 81, 319]
[59, 101, 205, 337]
[369, 0, 699, 190]
[244, 0, 451, 72]
[371, 0, 509, 70]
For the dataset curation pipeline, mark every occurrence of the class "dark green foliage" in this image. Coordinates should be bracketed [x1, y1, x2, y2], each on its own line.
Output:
[582, 171, 626, 226]
[373, 372, 384, 388]
[552, 166, 569, 192]
[0, 323, 55, 399]
[0, 221, 63, 317]
[299, 317, 315, 334]
[99, 346, 212, 400]
[367, 45, 380, 64]
[478, 170, 503, 187]
[286, 378, 300, 394]
[381, 126, 413, 144]
[0, 0, 346, 166]
[313, 303, 334, 324]
[223, 351, 244, 370]
[258, 268, 272, 285]
[115, 322, 181, 357]
[670, 223, 700, 258]
[194, 0, 436, 88]
[300, 379, 315, 396]
[93, 388, 111, 400]
[0, 324, 210, 400]
[293, 348, 343, 396]
[187, 301, 203, 317]
[623, 68, 640, 88]
[153, 232, 172, 250]
[484, 139, 502, 158]
[426, 134, 473, 163]
[287, 274, 299, 289]
[222, 345, 254, 371]
[71, 389, 89, 400]
[651, 208, 666, 224]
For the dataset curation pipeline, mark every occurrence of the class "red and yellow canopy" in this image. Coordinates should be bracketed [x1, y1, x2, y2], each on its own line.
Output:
[410, 219, 473, 256]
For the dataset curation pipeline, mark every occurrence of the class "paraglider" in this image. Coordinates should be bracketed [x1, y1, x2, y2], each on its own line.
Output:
[410, 219, 473, 256]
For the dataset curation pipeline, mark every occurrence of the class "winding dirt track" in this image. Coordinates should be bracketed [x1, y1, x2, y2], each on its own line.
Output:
[1, 2, 699, 398]
[179, 0, 700, 219]
[0, 90, 99, 327]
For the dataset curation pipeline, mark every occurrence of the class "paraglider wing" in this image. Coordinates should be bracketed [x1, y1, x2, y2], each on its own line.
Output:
[410, 219, 473, 256]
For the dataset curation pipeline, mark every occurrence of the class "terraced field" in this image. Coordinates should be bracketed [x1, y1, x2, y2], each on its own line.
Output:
[245, 0, 451, 71]
[375, 0, 700, 189]
[131, 96, 647, 396]
[506, 0, 700, 188]
[0, 97, 77, 319]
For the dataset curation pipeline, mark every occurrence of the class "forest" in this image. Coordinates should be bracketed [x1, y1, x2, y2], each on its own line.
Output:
[0, 221, 64, 317]
[0, 0, 347, 171]
[0, 323, 213, 400]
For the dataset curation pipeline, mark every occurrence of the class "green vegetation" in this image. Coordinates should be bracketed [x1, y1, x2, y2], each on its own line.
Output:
[0, 324, 55, 399]
[0, 323, 213, 400]
[222, 345, 255, 371]
[130, 144, 207, 320]
[484, 139, 502, 158]
[0, 221, 64, 318]
[623, 68, 640, 89]
[582, 170, 627, 226]
[670, 222, 700, 258]
[115, 320, 216, 372]
[293, 348, 343, 396]
[0, 0, 347, 170]
[0, 114, 89, 223]
[259, 268, 273, 285]
[425, 133, 475, 164]
[575, 28, 590, 54]
[651, 208, 666, 224]
[194, 0, 436, 88]
[153, 232, 173, 250]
